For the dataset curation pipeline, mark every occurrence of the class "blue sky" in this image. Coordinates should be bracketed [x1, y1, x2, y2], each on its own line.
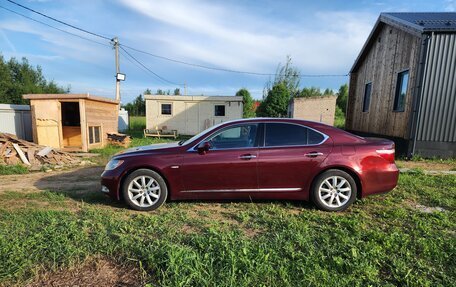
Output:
[0, 0, 454, 103]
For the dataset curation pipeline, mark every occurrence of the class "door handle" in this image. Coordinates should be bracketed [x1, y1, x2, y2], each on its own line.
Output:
[239, 154, 257, 160]
[305, 152, 323, 158]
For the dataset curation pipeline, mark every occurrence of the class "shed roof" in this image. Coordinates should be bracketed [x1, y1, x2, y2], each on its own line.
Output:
[23, 94, 119, 104]
[350, 12, 456, 73]
[144, 95, 243, 102]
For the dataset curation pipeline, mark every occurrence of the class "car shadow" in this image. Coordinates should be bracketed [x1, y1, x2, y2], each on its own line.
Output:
[33, 166, 314, 211]
[33, 166, 125, 209]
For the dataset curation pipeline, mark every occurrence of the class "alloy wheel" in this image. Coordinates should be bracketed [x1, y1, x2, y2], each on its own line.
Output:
[127, 175, 161, 208]
[318, 176, 352, 208]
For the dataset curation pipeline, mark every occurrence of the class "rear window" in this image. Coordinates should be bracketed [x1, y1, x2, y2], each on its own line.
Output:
[265, 123, 325, 147]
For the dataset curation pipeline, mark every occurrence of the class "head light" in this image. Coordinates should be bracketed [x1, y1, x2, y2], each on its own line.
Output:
[105, 159, 124, 171]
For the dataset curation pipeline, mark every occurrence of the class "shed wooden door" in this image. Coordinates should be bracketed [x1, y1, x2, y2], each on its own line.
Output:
[36, 119, 60, 148]
[31, 100, 62, 148]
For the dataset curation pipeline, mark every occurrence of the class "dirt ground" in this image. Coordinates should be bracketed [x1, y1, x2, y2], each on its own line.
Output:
[0, 166, 103, 194]
[25, 257, 145, 287]
[396, 160, 456, 171]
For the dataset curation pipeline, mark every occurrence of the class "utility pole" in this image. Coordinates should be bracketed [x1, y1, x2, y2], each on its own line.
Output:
[113, 37, 120, 102]
[184, 82, 188, 96]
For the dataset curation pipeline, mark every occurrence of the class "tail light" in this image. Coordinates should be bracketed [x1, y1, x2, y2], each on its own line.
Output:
[376, 147, 395, 163]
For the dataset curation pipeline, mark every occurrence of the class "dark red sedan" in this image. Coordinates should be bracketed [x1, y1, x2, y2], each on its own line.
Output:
[101, 118, 399, 212]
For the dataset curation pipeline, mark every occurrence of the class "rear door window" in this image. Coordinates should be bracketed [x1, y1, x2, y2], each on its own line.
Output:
[265, 123, 325, 147]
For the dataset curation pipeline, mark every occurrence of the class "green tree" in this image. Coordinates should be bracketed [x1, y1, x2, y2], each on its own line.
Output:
[298, 87, 323, 98]
[257, 82, 289, 117]
[0, 55, 68, 104]
[258, 56, 300, 117]
[236, 88, 255, 118]
[173, 88, 180, 95]
[323, 88, 333, 96]
[336, 84, 348, 114]
[270, 55, 301, 97]
[122, 90, 147, 116]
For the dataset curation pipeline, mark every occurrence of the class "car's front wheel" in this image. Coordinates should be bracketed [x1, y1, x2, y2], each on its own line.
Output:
[122, 169, 168, 211]
[311, 169, 357, 212]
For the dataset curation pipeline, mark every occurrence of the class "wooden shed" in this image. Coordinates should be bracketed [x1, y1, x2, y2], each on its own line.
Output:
[23, 94, 119, 152]
[346, 12, 456, 158]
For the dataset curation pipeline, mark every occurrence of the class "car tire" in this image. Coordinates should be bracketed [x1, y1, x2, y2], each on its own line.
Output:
[122, 169, 168, 211]
[311, 169, 357, 212]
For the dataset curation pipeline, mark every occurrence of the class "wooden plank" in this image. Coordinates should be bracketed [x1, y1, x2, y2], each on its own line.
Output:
[27, 148, 37, 165]
[37, 147, 53, 157]
[12, 143, 31, 165]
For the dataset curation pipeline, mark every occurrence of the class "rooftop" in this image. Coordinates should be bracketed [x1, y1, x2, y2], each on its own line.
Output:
[144, 95, 243, 101]
[23, 94, 119, 104]
[381, 12, 456, 33]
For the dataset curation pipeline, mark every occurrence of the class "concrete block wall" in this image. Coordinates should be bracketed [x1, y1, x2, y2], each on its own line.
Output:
[289, 96, 337, 126]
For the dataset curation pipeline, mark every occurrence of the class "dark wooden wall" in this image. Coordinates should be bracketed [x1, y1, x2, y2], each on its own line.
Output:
[346, 23, 421, 139]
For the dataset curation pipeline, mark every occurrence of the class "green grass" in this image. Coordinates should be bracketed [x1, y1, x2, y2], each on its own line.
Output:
[129, 116, 147, 131]
[0, 164, 28, 175]
[0, 173, 454, 286]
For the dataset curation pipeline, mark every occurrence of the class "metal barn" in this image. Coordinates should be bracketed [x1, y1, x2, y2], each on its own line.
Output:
[346, 12, 456, 158]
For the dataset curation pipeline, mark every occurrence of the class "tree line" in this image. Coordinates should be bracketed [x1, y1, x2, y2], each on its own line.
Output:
[0, 55, 69, 105]
[0, 54, 348, 123]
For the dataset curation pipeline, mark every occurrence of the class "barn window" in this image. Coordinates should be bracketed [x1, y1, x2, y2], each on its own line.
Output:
[363, 82, 372, 112]
[214, 105, 226, 116]
[88, 126, 101, 144]
[393, 70, 409, 112]
[161, 103, 172, 115]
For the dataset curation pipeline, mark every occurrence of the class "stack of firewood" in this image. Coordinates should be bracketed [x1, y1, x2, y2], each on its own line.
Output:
[0, 133, 81, 169]
[107, 133, 131, 148]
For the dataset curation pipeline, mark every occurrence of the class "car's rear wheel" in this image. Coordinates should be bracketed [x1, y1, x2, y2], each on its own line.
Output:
[311, 169, 357, 212]
[122, 169, 168, 211]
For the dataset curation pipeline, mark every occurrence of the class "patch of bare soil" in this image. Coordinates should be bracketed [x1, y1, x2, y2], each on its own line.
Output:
[414, 204, 446, 213]
[0, 166, 103, 194]
[25, 257, 145, 287]
[396, 160, 456, 171]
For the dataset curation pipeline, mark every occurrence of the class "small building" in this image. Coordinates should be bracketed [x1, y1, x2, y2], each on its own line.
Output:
[23, 94, 119, 152]
[145, 95, 243, 135]
[288, 96, 337, 126]
[346, 12, 456, 158]
[0, 104, 32, 141]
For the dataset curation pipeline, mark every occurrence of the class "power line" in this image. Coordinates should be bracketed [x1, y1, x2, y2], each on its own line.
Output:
[120, 44, 348, 77]
[6, 0, 112, 41]
[0, 4, 111, 47]
[119, 49, 174, 86]
[120, 46, 184, 86]
[4, 0, 349, 78]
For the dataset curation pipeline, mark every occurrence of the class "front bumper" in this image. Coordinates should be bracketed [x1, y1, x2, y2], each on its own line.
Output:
[100, 169, 122, 200]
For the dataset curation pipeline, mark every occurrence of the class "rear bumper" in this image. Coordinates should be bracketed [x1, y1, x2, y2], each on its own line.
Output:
[360, 164, 399, 197]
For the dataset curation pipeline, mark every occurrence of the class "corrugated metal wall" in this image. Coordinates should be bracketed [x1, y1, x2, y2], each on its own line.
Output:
[0, 104, 33, 141]
[416, 33, 456, 142]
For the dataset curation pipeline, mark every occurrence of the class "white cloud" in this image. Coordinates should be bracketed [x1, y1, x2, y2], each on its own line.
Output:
[118, 0, 376, 75]
[0, 19, 111, 64]
[445, 0, 456, 11]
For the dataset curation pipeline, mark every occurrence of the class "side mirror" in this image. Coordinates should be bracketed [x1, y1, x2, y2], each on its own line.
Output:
[197, 141, 212, 155]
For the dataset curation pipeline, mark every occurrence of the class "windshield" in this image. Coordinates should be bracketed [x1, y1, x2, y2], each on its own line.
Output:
[179, 121, 227, 146]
